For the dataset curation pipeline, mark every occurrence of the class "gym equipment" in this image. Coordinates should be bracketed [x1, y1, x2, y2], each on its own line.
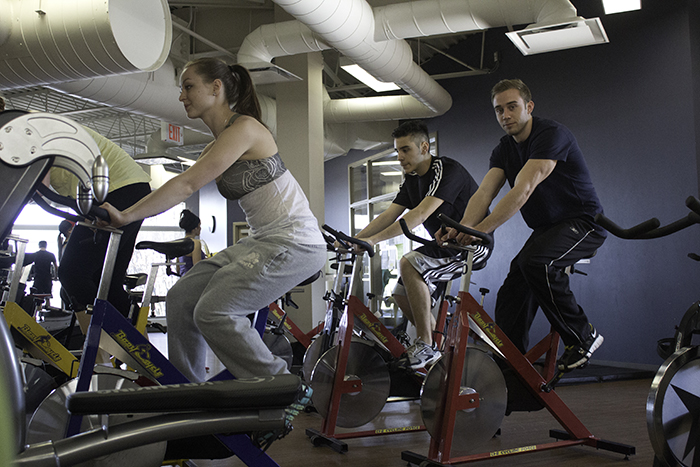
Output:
[1, 307, 305, 467]
[595, 196, 700, 467]
[401, 213, 635, 466]
[306, 225, 450, 453]
[0, 110, 112, 407]
[0, 109, 303, 466]
[262, 270, 324, 372]
[131, 238, 195, 334]
[300, 232, 359, 381]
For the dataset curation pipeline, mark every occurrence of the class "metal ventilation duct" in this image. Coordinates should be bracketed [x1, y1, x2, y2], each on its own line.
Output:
[0, 0, 171, 90]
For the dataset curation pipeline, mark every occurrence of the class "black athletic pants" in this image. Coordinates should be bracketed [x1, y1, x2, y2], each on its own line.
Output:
[494, 218, 606, 354]
[58, 182, 151, 317]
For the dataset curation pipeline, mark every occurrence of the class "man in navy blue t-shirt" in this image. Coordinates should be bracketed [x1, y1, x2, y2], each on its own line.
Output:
[440, 79, 606, 372]
[355, 120, 490, 370]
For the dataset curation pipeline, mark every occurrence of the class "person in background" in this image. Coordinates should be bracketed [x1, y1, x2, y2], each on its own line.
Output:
[30, 241, 57, 296]
[98, 58, 327, 385]
[178, 209, 209, 276]
[51, 127, 151, 316]
[440, 79, 606, 373]
[57, 220, 74, 263]
[352, 120, 490, 370]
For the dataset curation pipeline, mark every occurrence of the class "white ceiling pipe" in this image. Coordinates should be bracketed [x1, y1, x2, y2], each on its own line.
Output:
[0, 0, 171, 91]
[48, 60, 210, 134]
[324, 95, 447, 123]
[0, 0, 12, 46]
[373, 0, 578, 41]
[271, 0, 452, 116]
[237, 21, 330, 66]
[49, 60, 278, 140]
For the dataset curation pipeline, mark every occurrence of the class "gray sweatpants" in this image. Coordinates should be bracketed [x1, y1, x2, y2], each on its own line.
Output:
[166, 235, 326, 382]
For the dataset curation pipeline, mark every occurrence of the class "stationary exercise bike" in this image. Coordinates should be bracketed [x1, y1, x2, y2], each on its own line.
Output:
[400, 214, 635, 466]
[0, 109, 306, 467]
[595, 196, 700, 467]
[306, 224, 471, 452]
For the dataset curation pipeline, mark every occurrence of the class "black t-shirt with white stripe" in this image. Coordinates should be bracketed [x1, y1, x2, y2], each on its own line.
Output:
[393, 156, 479, 238]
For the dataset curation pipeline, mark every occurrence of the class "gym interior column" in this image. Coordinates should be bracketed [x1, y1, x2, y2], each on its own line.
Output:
[275, 51, 326, 332]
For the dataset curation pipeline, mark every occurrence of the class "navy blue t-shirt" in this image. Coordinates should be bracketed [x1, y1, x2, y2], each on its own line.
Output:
[489, 117, 605, 232]
[393, 156, 479, 238]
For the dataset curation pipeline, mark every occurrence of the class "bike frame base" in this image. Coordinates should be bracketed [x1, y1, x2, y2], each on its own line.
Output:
[402, 292, 636, 465]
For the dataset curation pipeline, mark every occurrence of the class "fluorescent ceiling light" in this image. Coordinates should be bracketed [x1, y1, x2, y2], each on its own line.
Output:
[602, 0, 641, 14]
[381, 171, 403, 176]
[372, 161, 399, 166]
[341, 64, 400, 92]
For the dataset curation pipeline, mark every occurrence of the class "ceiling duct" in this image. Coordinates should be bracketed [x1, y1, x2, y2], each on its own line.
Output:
[0, 0, 171, 90]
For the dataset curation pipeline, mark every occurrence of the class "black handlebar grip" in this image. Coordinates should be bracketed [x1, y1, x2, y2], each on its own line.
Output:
[436, 213, 493, 248]
[90, 206, 111, 223]
[686, 196, 700, 216]
[594, 213, 660, 239]
[399, 218, 438, 246]
[321, 225, 375, 257]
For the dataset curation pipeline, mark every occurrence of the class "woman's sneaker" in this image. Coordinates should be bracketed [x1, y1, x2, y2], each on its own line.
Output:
[401, 338, 441, 370]
[252, 383, 313, 451]
[557, 325, 604, 372]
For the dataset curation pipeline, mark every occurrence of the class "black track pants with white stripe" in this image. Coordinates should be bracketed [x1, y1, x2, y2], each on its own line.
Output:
[494, 218, 606, 354]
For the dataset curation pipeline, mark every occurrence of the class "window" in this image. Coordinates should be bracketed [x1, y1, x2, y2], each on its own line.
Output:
[9, 202, 185, 317]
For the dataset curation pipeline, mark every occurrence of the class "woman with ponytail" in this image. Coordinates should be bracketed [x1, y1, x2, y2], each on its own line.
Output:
[98, 58, 326, 382]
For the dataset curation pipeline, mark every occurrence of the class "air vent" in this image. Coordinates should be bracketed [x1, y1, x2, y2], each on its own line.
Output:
[245, 62, 302, 85]
[506, 18, 609, 56]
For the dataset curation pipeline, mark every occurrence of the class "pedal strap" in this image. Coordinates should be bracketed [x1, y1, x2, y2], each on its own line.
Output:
[67, 374, 301, 415]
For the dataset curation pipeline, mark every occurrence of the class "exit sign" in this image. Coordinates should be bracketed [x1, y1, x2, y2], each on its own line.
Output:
[161, 122, 184, 145]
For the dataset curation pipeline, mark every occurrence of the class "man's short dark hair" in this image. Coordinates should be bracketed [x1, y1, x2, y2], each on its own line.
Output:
[491, 79, 532, 103]
[39, 241, 47, 248]
[392, 120, 430, 149]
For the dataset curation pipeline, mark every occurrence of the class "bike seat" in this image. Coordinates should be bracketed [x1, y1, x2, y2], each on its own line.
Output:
[135, 238, 194, 258]
[298, 270, 322, 287]
[66, 374, 302, 415]
[0, 253, 14, 269]
[124, 273, 148, 290]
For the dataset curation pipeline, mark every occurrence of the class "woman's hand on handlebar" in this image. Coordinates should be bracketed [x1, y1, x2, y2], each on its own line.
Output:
[95, 202, 127, 229]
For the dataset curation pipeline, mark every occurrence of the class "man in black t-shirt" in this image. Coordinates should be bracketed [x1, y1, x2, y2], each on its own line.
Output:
[354, 120, 490, 370]
[31, 241, 57, 296]
[440, 79, 606, 372]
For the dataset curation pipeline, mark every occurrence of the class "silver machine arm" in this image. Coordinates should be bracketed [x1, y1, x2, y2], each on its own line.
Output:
[0, 111, 109, 213]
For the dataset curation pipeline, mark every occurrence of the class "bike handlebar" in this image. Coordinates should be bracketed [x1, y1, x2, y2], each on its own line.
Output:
[321, 225, 375, 257]
[594, 196, 700, 239]
[34, 184, 111, 222]
[593, 215, 661, 239]
[686, 195, 700, 216]
[399, 219, 438, 247]
[436, 213, 494, 248]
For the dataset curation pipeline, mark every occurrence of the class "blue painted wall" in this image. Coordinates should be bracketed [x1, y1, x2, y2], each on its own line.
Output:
[325, 1, 700, 366]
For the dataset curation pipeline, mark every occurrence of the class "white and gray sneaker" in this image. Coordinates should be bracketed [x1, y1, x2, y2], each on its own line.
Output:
[402, 338, 441, 370]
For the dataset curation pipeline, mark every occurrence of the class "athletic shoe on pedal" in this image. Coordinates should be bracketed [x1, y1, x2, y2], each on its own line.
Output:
[557, 324, 604, 372]
[251, 382, 313, 451]
[400, 338, 441, 370]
